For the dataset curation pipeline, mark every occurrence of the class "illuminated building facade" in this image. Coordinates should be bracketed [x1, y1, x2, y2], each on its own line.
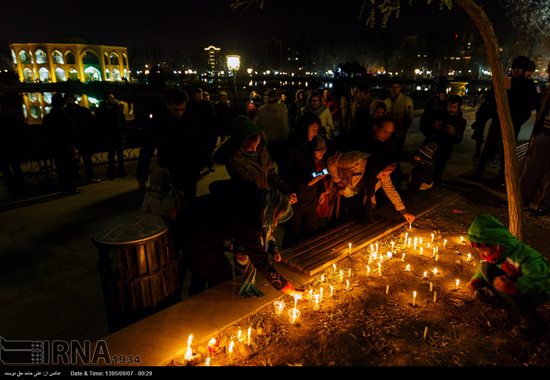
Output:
[10, 37, 129, 84]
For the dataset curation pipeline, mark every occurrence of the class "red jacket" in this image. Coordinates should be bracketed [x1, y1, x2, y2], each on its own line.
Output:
[323, 96, 339, 118]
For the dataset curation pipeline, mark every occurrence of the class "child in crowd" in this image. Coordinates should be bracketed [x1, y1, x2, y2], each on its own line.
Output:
[140, 166, 185, 221]
[465, 214, 550, 337]
[402, 142, 437, 203]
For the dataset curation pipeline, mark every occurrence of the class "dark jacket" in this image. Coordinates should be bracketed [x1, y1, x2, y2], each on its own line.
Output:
[95, 102, 126, 138]
[175, 180, 290, 291]
[213, 116, 291, 195]
[423, 108, 466, 160]
[42, 108, 81, 156]
[65, 104, 96, 142]
[186, 99, 218, 141]
[402, 161, 435, 203]
[214, 100, 234, 137]
[136, 111, 203, 189]
[278, 132, 320, 212]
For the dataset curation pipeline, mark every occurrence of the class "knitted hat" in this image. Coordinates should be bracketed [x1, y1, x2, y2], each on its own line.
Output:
[415, 142, 437, 161]
[219, 91, 228, 96]
[314, 135, 326, 152]
[512, 56, 529, 71]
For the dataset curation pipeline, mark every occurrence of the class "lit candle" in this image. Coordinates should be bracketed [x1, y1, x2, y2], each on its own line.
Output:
[375, 243, 379, 254]
[247, 327, 251, 346]
[405, 264, 410, 271]
[420, 237, 423, 245]
[435, 255, 440, 262]
[312, 294, 321, 310]
[467, 253, 471, 262]
[409, 223, 412, 229]
[321, 275, 325, 282]
[401, 253, 405, 262]
[387, 251, 392, 259]
[460, 236, 464, 243]
[423, 271, 427, 278]
[288, 308, 300, 324]
[427, 243, 431, 248]
[237, 330, 242, 341]
[228, 341, 234, 365]
[423, 327, 428, 340]
[367, 266, 370, 276]
[333, 263, 337, 273]
[405, 233, 408, 245]
[433, 247, 436, 258]
[414, 237, 418, 249]
[386, 285, 389, 294]
[391, 240, 394, 251]
[412, 291, 417, 307]
[436, 246, 439, 253]
[348, 268, 351, 277]
[370, 243, 375, 253]
[443, 239, 447, 248]
[455, 279, 459, 290]
[349, 243, 352, 257]
[274, 300, 285, 316]
[431, 233, 434, 244]
[408, 238, 411, 248]
[434, 291, 437, 302]
[420, 247, 423, 255]
[368, 253, 372, 265]
[429, 282, 433, 292]
[378, 262, 382, 277]
[340, 270, 343, 283]
[434, 268, 438, 275]
[294, 295, 298, 310]
[206, 358, 210, 366]
[330, 285, 333, 297]
[185, 334, 193, 361]
[346, 280, 349, 291]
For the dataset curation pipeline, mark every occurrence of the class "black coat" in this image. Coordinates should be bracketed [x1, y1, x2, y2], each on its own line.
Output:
[175, 180, 289, 291]
[95, 103, 127, 138]
[42, 108, 81, 157]
[423, 109, 466, 160]
[136, 111, 204, 189]
[278, 137, 319, 212]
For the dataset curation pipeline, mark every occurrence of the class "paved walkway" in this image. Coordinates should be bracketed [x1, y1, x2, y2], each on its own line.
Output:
[0, 108, 535, 365]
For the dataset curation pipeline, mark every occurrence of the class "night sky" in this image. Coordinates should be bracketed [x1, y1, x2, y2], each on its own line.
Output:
[0, 0, 510, 56]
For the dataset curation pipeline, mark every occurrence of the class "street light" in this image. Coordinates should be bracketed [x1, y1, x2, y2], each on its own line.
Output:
[226, 55, 240, 109]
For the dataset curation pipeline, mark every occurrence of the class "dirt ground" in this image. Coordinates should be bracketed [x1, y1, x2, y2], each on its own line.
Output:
[172, 187, 550, 366]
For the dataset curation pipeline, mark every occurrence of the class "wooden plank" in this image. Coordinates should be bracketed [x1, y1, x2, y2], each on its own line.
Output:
[296, 219, 396, 272]
[292, 219, 396, 270]
[283, 219, 388, 267]
[279, 220, 359, 262]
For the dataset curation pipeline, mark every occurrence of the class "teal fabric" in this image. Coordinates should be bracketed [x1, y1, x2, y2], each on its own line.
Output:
[238, 262, 266, 298]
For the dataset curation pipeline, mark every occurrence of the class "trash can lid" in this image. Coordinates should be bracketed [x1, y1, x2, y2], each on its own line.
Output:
[93, 213, 172, 245]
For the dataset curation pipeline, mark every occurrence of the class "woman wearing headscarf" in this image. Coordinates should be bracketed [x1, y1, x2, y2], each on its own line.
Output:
[175, 179, 310, 300]
[327, 151, 415, 224]
[278, 113, 326, 248]
[300, 91, 334, 140]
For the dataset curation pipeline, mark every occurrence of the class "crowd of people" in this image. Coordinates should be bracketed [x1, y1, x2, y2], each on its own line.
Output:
[2, 55, 550, 336]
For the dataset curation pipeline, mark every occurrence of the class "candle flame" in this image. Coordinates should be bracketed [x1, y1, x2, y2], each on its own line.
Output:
[229, 341, 234, 352]
[206, 358, 210, 366]
[434, 268, 438, 274]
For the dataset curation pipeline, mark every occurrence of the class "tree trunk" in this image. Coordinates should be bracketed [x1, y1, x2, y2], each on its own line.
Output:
[454, 0, 523, 239]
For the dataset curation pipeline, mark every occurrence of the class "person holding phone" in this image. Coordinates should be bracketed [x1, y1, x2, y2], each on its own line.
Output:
[279, 113, 326, 248]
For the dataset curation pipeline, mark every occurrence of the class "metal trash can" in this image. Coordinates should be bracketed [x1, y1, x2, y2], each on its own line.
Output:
[92, 213, 180, 333]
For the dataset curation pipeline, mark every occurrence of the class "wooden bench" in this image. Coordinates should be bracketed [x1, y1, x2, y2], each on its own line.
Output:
[280, 186, 463, 276]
